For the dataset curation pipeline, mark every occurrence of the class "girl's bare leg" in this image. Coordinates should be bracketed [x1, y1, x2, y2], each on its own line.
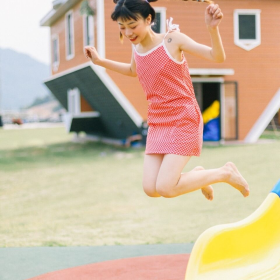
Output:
[156, 154, 250, 198]
[191, 166, 214, 201]
[142, 155, 213, 199]
[142, 154, 164, 197]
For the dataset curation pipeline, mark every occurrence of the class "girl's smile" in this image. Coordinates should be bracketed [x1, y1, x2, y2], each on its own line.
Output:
[129, 36, 138, 42]
[118, 20, 140, 43]
[118, 16, 151, 44]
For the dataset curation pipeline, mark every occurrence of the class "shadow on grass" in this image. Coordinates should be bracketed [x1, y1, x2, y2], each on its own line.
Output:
[0, 141, 145, 170]
[1, 129, 278, 170]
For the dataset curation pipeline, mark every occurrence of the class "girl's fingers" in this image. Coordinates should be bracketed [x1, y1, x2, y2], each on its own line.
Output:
[206, 4, 213, 13]
[218, 12, 223, 19]
[207, 4, 220, 15]
[84, 47, 92, 54]
[207, 3, 215, 9]
[84, 48, 92, 59]
[84, 46, 92, 52]
[213, 9, 222, 19]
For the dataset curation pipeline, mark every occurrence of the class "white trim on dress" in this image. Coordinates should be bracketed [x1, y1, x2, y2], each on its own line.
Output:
[134, 17, 185, 64]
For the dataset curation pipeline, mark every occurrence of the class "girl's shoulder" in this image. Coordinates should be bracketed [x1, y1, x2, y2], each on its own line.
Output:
[163, 17, 191, 46]
[163, 31, 186, 48]
[164, 30, 183, 40]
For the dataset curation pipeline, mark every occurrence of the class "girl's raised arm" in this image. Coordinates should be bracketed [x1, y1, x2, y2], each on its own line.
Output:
[178, 3, 226, 63]
[84, 46, 137, 77]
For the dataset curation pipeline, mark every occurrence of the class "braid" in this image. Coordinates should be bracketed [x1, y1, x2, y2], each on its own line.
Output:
[182, 0, 214, 3]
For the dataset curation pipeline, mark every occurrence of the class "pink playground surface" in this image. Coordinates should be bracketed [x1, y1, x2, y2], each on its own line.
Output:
[29, 254, 190, 280]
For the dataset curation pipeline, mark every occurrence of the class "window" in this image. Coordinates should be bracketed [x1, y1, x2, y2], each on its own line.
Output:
[152, 7, 166, 34]
[52, 35, 59, 71]
[65, 10, 75, 59]
[67, 88, 80, 115]
[234, 9, 261, 51]
[83, 15, 94, 46]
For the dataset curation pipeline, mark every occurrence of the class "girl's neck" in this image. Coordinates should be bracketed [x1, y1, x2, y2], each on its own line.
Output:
[138, 29, 162, 49]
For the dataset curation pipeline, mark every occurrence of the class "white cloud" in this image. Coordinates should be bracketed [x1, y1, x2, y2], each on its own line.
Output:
[0, 0, 53, 64]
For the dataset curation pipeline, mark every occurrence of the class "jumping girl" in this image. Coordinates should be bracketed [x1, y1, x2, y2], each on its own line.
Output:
[85, 0, 250, 201]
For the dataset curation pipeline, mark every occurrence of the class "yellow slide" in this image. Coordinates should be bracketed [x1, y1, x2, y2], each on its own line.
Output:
[202, 100, 220, 124]
[185, 180, 280, 280]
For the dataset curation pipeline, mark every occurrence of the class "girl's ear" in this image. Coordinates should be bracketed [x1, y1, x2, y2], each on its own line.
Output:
[146, 14, 152, 25]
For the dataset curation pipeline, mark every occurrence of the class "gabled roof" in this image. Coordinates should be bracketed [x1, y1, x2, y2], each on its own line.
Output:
[52, 0, 67, 10]
[40, 0, 80, 26]
[44, 63, 143, 139]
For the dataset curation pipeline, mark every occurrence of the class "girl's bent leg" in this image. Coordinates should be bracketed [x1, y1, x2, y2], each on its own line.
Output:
[156, 154, 249, 198]
[155, 154, 191, 198]
[142, 154, 164, 197]
[192, 166, 214, 201]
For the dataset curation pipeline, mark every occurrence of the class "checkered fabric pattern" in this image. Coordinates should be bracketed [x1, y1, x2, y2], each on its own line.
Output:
[134, 40, 203, 156]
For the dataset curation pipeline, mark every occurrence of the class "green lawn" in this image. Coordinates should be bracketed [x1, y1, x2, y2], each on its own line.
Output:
[0, 127, 279, 247]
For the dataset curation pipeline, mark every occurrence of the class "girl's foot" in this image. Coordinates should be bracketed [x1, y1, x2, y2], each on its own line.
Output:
[191, 166, 214, 201]
[224, 162, 250, 197]
[201, 185, 214, 201]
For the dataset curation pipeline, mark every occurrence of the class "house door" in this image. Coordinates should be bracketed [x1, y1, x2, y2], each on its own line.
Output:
[222, 81, 238, 140]
[193, 81, 239, 141]
[193, 82, 221, 141]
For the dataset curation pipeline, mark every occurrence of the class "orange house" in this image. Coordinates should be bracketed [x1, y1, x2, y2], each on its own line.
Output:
[40, 0, 280, 143]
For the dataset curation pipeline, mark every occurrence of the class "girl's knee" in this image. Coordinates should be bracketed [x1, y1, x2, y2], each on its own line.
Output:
[143, 184, 161, 198]
[156, 174, 181, 198]
[155, 182, 175, 198]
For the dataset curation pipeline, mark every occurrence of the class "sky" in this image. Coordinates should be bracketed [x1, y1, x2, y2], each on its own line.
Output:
[0, 0, 53, 65]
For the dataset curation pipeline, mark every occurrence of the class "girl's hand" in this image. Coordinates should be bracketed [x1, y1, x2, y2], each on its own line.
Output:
[84, 46, 101, 64]
[205, 4, 223, 29]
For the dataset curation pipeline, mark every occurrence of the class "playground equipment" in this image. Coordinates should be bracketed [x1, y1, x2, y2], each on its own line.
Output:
[185, 180, 280, 280]
[202, 100, 220, 141]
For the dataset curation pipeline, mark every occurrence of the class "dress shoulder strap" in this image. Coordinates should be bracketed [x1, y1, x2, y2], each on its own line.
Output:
[163, 17, 180, 39]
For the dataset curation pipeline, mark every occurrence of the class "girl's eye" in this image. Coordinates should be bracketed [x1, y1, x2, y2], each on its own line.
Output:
[119, 26, 136, 30]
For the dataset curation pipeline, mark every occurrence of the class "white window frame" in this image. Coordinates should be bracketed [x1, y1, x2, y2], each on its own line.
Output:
[234, 9, 261, 51]
[154, 7, 166, 34]
[67, 88, 80, 116]
[65, 10, 75, 60]
[83, 14, 94, 47]
[52, 34, 60, 72]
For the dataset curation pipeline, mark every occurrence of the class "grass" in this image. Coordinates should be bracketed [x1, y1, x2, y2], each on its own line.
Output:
[0, 127, 279, 247]
[260, 129, 280, 140]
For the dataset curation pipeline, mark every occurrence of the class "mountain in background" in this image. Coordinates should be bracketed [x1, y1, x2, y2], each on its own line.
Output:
[0, 48, 51, 110]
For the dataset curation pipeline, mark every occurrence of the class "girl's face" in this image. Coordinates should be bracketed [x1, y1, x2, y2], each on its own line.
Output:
[117, 15, 152, 44]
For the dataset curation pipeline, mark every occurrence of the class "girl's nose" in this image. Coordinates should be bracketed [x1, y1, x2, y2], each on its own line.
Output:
[125, 29, 133, 36]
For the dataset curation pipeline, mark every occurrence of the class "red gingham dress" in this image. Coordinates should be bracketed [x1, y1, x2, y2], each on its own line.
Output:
[134, 20, 203, 156]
